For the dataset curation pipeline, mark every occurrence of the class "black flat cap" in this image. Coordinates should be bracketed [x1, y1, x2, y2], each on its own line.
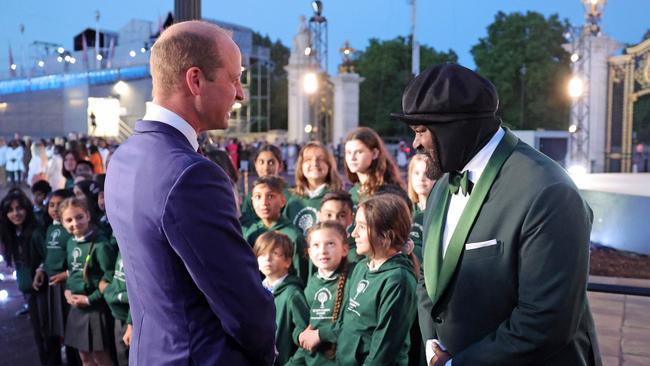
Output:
[390, 63, 499, 124]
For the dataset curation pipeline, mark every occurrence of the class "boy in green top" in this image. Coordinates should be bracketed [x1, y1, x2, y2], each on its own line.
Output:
[244, 176, 308, 282]
[318, 191, 362, 264]
[104, 250, 132, 366]
[240, 144, 286, 227]
[254, 231, 309, 366]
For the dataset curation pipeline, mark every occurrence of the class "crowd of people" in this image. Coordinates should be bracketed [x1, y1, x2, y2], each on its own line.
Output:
[1, 124, 436, 366]
[2, 19, 599, 366]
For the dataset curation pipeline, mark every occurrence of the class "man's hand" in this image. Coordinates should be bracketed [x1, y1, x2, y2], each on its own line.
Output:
[298, 325, 320, 352]
[32, 271, 45, 291]
[123, 324, 133, 347]
[429, 342, 451, 366]
[49, 271, 68, 285]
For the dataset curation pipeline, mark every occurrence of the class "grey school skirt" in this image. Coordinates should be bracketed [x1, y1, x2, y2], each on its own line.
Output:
[65, 305, 114, 352]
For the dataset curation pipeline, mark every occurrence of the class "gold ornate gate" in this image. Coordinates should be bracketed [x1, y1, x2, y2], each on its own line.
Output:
[606, 38, 650, 172]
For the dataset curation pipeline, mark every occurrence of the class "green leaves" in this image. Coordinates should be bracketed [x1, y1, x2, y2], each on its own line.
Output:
[355, 37, 458, 136]
[471, 11, 572, 131]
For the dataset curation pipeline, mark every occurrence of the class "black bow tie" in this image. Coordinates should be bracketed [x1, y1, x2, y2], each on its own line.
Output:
[449, 171, 473, 196]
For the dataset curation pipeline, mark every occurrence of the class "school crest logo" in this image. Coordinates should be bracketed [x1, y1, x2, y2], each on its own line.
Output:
[114, 259, 125, 282]
[347, 280, 370, 316]
[71, 247, 83, 271]
[294, 207, 319, 234]
[312, 287, 334, 320]
[47, 229, 61, 249]
[353, 280, 369, 300]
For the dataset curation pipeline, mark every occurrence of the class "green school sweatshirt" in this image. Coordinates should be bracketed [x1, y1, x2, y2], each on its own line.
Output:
[244, 216, 309, 282]
[42, 222, 72, 277]
[346, 236, 364, 264]
[409, 205, 425, 263]
[283, 188, 330, 235]
[289, 264, 356, 366]
[103, 251, 131, 323]
[271, 274, 309, 366]
[335, 254, 417, 366]
[66, 231, 116, 309]
[15, 227, 45, 294]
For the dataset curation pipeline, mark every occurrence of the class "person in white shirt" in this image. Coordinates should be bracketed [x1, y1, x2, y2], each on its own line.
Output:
[392, 63, 600, 366]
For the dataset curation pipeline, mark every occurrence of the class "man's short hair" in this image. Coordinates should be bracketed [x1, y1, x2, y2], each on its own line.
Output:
[150, 20, 230, 96]
[320, 190, 353, 212]
[252, 176, 286, 194]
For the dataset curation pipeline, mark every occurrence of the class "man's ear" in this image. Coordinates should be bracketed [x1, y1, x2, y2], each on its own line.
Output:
[185, 67, 202, 96]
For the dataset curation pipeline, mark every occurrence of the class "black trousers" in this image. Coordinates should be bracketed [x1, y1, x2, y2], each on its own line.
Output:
[114, 319, 129, 366]
[27, 291, 62, 366]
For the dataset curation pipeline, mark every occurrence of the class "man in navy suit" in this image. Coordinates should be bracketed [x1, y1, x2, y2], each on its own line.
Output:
[105, 21, 276, 365]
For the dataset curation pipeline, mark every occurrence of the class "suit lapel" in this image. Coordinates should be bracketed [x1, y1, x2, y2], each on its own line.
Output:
[432, 130, 519, 305]
[423, 175, 451, 301]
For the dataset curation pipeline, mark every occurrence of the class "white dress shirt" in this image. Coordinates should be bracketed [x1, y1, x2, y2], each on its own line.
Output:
[143, 103, 199, 151]
[442, 127, 505, 257]
[427, 128, 505, 366]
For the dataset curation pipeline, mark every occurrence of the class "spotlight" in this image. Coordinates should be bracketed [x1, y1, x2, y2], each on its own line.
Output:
[0, 290, 8, 302]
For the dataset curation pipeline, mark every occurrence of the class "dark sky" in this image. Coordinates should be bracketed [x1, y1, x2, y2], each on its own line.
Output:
[1, 0, 647, 74]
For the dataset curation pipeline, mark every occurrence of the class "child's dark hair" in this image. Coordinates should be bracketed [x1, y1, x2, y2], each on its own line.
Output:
[76, 160, 95, 174]
[206, 149, 239, 184]
[31, 180, 52, 196]
[255, 144, 283, 169]
[375, 184, 413, 214]
[62, 149, 81, 179]
[253, 231, 294, 259]
[0, 189, 37, 267]
[320, 190, 354, 213]
[51, 189, 74, 201]
[73, 181, 101, 223]
[252, 175, 286, 194]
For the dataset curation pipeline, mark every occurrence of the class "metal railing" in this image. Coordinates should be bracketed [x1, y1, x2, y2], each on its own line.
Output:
[587, 282, 650, 297]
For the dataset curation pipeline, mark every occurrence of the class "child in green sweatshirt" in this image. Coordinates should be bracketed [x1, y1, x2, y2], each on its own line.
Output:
[254, 231, 309, 366]
[104, 250, 132, 366]
[283, 142, 343, 235]
[288, 221, 354, 366]
[59, 197, 116, 366]
[303, 194, 418, 365]
[244, 175, 308, 282]
[241, 144, 287, 227]
[318, 191, 363, 264]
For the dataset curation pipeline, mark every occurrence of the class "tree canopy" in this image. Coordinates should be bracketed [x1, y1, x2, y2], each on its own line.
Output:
[471, 11, 571, 130]
[354, 36, 458, 136]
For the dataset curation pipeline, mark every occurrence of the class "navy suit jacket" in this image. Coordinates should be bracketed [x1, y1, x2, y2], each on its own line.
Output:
[105, 121, 276, 365]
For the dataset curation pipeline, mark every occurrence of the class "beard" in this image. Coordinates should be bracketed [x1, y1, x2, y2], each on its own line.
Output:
[416, 145, 443, 180]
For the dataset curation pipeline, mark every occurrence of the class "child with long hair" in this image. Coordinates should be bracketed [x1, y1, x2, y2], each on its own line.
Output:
[407, 154, 436, 261]
[1, 189, 60, 365]
[240, 144, 285, 227]
[62, 150, 81, 189]
[0, 188, 61, 365]
[293, 221, 354, 365]
[59, 197, 116, 366]
[337, 194, 417, 365]
[32, 189, 79, 365]
[344, 127, 405, 206]
[254, 231, 309, 366]
[285, 142, 343, 235]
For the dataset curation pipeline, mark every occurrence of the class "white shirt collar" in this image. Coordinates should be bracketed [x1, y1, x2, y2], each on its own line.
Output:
[307, 183, 328, 198]
[262, 273, 288, 293]
[143, 103, 199, 151]
[461, 127, 505, 184]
